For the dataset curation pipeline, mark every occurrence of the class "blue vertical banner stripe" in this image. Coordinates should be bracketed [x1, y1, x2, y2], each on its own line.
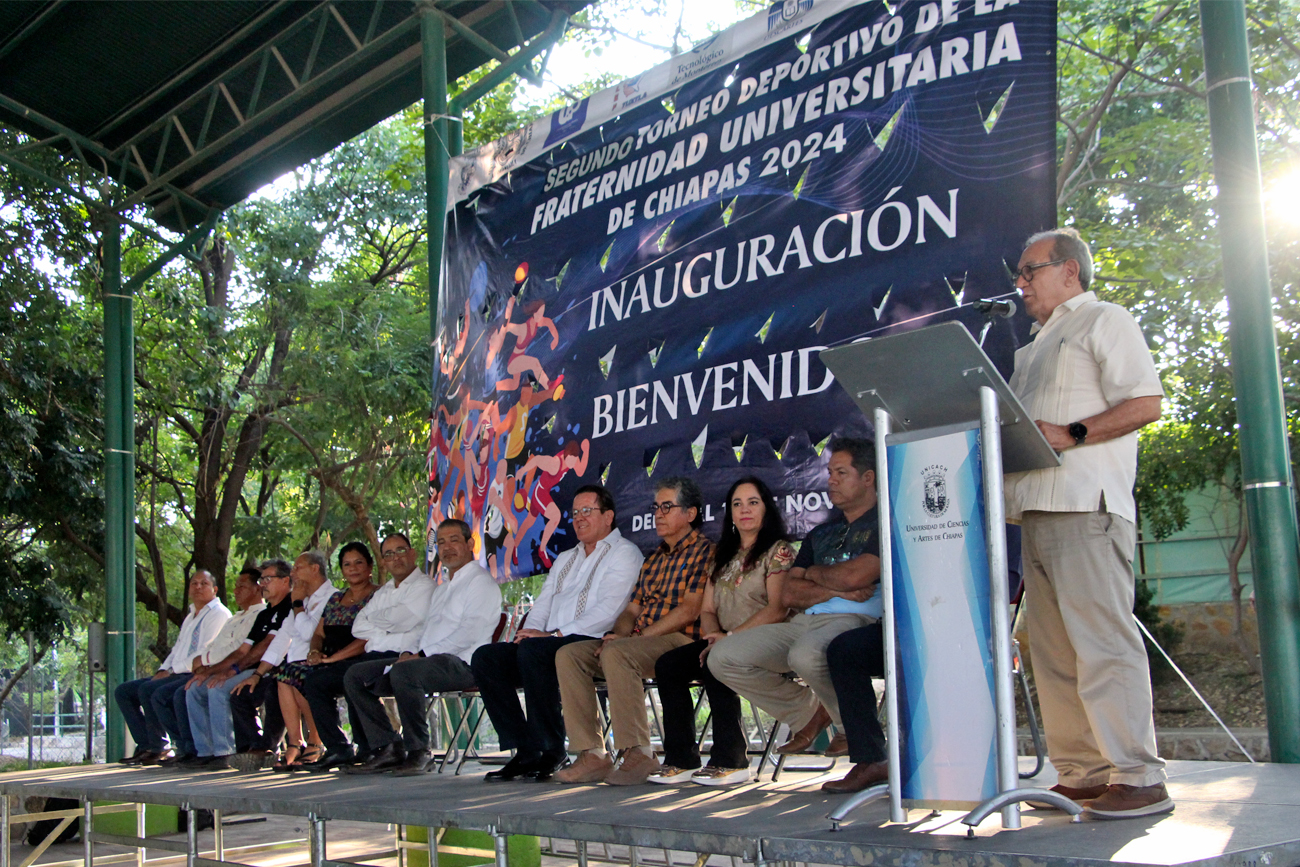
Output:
[888, 428, 997, 807]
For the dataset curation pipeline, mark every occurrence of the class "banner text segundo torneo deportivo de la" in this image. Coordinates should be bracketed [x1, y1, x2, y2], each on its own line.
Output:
[429, 0, 1055, 576]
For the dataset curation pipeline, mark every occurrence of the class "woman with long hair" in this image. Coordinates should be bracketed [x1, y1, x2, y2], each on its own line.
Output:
[647, 476, 794, 786]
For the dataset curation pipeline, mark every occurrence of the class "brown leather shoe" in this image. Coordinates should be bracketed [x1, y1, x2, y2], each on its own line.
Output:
[553, 750, 615, 784]
[824, 733, 849, 757]
[1086, 783, 1174, 819]
[1026, 782, 1109, 810]
[777, 705, 831, 755]
[605, 749, 661, 786]
[822, 761, 888, 793]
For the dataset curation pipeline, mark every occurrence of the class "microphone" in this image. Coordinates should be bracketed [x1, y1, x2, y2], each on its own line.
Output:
[973, 298, 1017, 318]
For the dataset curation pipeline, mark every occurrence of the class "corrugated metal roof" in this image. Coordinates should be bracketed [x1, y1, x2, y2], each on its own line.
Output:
[0, 1, 586, 230]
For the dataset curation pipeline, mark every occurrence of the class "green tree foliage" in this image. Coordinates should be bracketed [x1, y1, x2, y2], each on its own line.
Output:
[1054, 0, 1300, 534]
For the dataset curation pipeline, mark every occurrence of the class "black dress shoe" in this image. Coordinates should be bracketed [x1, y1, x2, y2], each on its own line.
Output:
[175, 754, 210, 769]
[303, 748, 355, 773]
[528, 751, 571, 782]
[344, 743, 406, 775]
[484, 753, 541, 782]
[120, 749, 154, 766]
[139, 749, 173, 766]
[391, 749, 434, 777]
[159, 752, 193, 768]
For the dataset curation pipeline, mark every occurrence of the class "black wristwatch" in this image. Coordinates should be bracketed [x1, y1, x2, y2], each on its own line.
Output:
[1068, 422, 1088, 446]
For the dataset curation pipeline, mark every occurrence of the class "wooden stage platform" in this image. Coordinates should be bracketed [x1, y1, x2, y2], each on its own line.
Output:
[1, 757, 1297, 867]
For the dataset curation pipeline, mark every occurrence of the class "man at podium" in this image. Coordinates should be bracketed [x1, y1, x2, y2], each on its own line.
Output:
[1005, 227, 1171, 819]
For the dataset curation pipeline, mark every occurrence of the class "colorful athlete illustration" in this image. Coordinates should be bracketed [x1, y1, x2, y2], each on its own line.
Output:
[426, 255, 587, 579]
[486, 296, 560, 392]
[516, 439, 590, 568]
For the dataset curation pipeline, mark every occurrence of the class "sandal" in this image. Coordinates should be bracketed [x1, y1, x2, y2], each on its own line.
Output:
[299, 744, 325, 765]
[272, 744, 303, 773]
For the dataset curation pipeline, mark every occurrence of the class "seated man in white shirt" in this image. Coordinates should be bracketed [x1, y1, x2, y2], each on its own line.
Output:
[117, 571, 230, 765]
[301, 534, 435, 770]
[343, 520, 503, 775]
[472, 485, 643, 782]
[183, 560, 293, 769]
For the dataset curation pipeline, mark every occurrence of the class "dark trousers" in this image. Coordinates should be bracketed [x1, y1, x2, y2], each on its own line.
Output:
[826, 624, 887, 764]
[150, 676, 196, 756]
[229, 669, 286, 752]
[302, 651, 398, 754]
[471, 635, 592, 757]
[655, 640, 749, 770]
[115, 673, 189, 752]
[344, 654, 477, 752]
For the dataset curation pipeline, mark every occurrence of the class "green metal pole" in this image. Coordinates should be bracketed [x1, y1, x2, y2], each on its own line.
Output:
[1200, 0, 1300, 763]
[421, 1, 449, 395]
[102, 219, 128, 762]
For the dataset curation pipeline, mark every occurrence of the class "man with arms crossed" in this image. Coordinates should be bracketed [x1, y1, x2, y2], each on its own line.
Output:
[1008, 227, 1168, 818]
[553, 477, 713, 785]
[472, 484, 643, 782]
[709, 439, 880, 766]
[344, 522, 502, 775]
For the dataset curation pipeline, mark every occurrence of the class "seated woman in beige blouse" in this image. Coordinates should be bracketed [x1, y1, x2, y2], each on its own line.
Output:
[647, 476, 794, 786]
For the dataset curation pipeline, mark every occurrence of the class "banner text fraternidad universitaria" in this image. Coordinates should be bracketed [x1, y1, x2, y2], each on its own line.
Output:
[429, 0, 1056, 576]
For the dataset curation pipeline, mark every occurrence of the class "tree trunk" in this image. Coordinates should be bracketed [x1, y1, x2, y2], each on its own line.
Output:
[0, 647, 47, 709]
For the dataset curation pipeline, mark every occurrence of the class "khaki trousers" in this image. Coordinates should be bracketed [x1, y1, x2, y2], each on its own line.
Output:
[556, 634, 691, 752]
[1022, 509, 1166, 787]
[706, 612, 871, 729]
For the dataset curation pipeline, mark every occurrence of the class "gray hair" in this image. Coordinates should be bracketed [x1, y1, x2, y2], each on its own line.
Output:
[1025, 227, 1093, 291]
[300, 549, 330, 579]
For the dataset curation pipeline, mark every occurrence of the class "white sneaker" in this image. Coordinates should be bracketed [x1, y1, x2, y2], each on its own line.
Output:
[646, 765, 697, 785]
[691, 766, 754, 786]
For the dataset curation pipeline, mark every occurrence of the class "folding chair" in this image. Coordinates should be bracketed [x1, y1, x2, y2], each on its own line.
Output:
[426, 610, 512, 775]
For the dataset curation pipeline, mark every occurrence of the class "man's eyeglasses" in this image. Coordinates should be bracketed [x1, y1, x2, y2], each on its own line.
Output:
[573, 506, 606, 518]
[650, 502, 682, 515]
[1015, 259, 1066, 283]
[381, 546, 411, 560]
[257, 572, 285, 584]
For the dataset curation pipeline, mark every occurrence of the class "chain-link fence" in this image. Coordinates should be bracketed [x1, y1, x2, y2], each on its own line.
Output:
[0, 637, 105, 768]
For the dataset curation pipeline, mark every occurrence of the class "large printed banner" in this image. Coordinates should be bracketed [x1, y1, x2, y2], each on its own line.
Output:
[430, 0, 1056, 575]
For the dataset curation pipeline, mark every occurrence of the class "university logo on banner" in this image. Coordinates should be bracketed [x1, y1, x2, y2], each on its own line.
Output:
[544, 98, 590, 147]
[767, 0, 816, 36]
[430, 0, 1056, 577]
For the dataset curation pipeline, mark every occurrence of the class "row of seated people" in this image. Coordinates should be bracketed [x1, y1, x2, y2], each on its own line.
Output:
[115, 436, 886, 794]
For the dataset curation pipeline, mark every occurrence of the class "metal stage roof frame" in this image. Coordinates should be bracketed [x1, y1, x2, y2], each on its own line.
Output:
[0, 0, 583, 760]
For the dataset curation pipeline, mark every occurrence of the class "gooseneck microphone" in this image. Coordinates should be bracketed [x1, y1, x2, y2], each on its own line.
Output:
[972, 298, 1017, 318]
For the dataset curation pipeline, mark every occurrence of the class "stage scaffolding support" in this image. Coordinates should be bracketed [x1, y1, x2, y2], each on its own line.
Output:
[1199, 0, 1300, 763]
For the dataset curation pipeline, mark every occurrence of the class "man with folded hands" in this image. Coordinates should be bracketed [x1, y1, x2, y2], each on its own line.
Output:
[343, 520, 502, 775]
[472, 484, 643, 782]
[552, 477, 714, 786]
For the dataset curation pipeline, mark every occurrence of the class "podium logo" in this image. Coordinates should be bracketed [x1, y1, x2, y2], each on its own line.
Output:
[921, 465, 949, 518]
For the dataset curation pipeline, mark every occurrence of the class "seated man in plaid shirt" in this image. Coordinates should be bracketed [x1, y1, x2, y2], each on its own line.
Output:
[553, 477, 714, 786]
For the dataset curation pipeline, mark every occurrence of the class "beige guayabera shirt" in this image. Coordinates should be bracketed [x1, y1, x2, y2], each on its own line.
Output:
[1004, 292, 1164, 524]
